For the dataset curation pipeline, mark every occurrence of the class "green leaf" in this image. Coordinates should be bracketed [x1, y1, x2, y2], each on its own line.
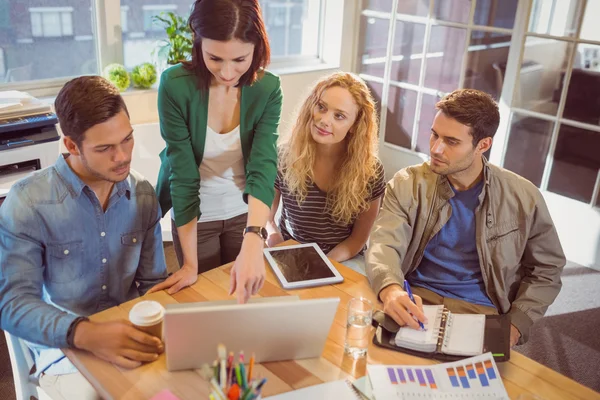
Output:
[150, 10, 192, 64]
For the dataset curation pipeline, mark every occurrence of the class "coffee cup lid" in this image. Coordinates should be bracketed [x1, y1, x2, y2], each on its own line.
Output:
[129, 300, 165, 327]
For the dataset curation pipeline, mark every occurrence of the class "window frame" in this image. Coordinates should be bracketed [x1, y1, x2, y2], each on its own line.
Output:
[0, 48, 5, 79]
[1, 0, 329, 96]
[496, 0, 600, 207]
[29, 7, 75, 38]
[360, 1, 518, 154]
[142, 4, 178, 32]
[358, 0, 599, 208]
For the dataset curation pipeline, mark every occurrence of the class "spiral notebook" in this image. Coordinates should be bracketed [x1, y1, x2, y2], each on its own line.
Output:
[372, 305, 510, 362]
[394, 305, 486, 356]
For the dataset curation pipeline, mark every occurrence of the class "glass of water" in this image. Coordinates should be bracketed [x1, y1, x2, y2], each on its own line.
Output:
[344, 297, 373, 358]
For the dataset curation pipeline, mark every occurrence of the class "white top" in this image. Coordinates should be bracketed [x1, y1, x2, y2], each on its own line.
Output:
[197, 124, 247, 222]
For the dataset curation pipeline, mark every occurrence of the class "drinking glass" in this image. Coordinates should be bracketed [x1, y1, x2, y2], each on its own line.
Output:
[344, 297, 373, 358]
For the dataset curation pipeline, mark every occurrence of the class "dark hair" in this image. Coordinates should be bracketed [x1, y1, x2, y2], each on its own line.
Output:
[54, 76, 129, 145]
[436, 89, 500, 146]
[185, 0, 270, 90]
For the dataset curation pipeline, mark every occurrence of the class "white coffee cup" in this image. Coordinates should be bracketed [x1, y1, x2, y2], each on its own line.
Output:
[129, 300, 165, 339]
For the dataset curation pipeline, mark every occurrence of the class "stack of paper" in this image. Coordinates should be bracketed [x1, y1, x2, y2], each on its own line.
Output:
[0, 90, 51, 119]
[0, 91, 32, 111]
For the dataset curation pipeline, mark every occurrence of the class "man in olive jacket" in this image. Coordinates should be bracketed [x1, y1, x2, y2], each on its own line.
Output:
[366, 89, 565, 346]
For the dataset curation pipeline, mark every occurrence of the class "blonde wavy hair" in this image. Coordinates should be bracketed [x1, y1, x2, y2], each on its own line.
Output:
[279, 71, 379, 225]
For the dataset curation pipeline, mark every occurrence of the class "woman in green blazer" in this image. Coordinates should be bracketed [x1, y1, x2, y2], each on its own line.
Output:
[149, 0, 282, 303]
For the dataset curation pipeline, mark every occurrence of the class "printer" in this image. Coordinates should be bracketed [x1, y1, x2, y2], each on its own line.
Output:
[0, 93, 60, 207]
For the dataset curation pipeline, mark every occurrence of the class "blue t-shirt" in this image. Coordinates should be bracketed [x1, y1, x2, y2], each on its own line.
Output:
[409, 179, 493, 307]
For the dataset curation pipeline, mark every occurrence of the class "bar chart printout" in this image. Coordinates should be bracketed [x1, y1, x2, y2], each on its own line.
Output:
[367, 353, 509, 399]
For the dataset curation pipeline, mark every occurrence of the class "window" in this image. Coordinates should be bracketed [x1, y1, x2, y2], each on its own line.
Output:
[503, 0, 600, 207]
[122, 2, 184, 69]
[122, 0, 322, 69]
[260, 0, 321, 58]
[528, 0, 581, 37]
[0, 2, 97, 84]
[121, 6, 129, 34]
[142, 5, 178, 32]
[29, 7, 74, 38]
[0, 0, 324, 92]
[359, 0, 600, 207]
[0, 48, 5, 80]
[359, 0, 518, 154]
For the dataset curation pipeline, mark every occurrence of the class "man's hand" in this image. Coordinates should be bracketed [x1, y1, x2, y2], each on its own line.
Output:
[510, 324, 521, 347]
[380, 284, 427, 330]
[229, 234, 266, 304]
[74, 320, 163, 369]
[147, 264, 198, 295]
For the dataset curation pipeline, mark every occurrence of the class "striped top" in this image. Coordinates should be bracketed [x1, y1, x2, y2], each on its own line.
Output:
[275, 162, 386, 254]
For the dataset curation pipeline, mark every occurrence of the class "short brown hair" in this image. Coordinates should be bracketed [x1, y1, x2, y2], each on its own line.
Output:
[54, 76, 129, 145]
[185, 0, 270, 91]
[436, 89, 500, 146]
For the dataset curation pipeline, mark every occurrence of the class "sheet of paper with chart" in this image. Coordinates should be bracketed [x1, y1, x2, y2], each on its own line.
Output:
[366, 353, 509, 399]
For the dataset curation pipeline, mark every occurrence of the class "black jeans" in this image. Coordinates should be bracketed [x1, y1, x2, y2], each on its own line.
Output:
[171, 213, 247, 273]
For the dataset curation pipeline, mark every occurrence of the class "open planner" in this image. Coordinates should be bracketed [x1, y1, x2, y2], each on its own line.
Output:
[372, 305, 511, 362]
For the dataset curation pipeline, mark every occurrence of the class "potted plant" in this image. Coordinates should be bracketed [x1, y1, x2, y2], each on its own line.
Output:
[103, 63, 130, 92]
[131, 62, 157, 89]
[153, 12, 193, 66]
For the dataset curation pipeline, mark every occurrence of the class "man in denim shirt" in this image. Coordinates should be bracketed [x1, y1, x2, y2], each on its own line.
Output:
[0, 76, 172, 399]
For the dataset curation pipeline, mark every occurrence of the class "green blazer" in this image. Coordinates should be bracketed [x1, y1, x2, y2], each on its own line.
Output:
[156, 64, 283, 227]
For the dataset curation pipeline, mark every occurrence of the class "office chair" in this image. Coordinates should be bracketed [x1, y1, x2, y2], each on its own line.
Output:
[3, 331, 52, 400]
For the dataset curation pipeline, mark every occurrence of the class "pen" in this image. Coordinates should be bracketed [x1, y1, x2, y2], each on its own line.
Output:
[210, 378, 227, 400]
[243, 378, 266, 400]
[252, 378, 267, 400]
[218, 344, 227, 389]
[248, 353, 255, 382]
[403, 280, 425, 330]
[240, 363, 248, 390]
[226, 352, 234, 390]
[256, 378, 267, 391]
[240, 379, 257, 400]
[235, 364, 242, 387]
[212, 360, 219, 383]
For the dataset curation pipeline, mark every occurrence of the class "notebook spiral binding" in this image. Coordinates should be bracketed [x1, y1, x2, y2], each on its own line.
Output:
[346, 379, 368, 400]
[436, 309, 452, 350]
[430, 306, 444, 337]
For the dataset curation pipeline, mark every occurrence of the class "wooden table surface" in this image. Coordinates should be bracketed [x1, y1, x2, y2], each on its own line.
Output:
[64, 241, 600, 400]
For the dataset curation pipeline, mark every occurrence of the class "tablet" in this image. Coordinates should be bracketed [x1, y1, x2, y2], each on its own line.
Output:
[263, 243, 344, 289]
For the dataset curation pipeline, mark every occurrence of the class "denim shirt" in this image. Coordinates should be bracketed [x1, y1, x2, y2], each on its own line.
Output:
[0, 155, 168, 375]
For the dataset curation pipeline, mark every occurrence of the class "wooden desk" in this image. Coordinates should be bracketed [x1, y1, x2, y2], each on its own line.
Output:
[64, 242, 600, 400]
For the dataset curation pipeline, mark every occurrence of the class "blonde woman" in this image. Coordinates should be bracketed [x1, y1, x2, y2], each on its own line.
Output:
[267, 72, 385, 271]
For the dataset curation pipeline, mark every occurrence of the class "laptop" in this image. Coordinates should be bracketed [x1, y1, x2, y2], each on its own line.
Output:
[164, 296, 340, 371]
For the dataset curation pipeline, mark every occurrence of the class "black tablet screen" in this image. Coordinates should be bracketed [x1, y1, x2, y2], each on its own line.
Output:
[269, 246, 335, 283]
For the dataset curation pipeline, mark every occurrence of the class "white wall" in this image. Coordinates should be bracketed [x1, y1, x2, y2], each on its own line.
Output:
[379, 145, 429, 181]
[543, 192, 600, 270]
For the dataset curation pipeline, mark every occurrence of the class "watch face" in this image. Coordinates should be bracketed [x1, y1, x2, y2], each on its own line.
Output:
[259, 227, 268, 240]
[245, 226, 267, 240]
